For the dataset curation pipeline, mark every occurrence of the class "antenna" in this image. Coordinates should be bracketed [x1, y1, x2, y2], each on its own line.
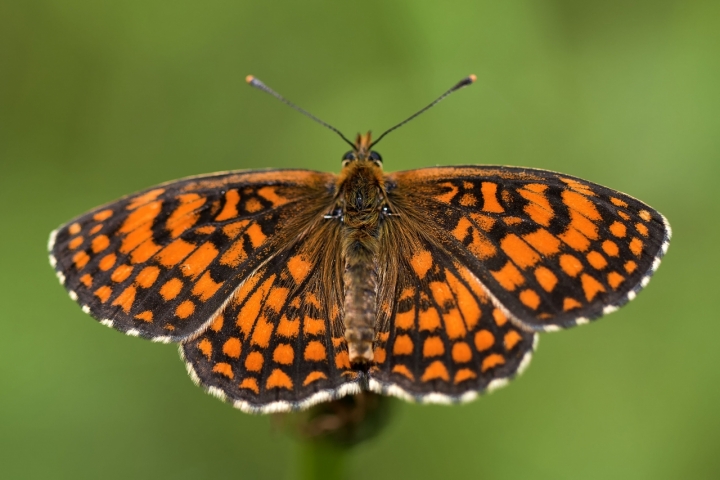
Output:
[246, 75, 355, 149]
[369, 74, 476, 148]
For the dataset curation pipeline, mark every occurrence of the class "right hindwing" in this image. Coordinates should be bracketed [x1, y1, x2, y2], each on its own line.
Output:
[369, 206, 536, 402]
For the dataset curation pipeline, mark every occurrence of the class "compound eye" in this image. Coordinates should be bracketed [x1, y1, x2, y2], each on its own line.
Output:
[369, 151, 383, 165]
[341, 151, 355, 167]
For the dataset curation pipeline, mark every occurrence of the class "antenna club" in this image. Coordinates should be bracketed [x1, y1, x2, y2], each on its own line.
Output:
[469, 74, 477, 83]
[369, 75, 476, 148]
[245, 75, 356, 148]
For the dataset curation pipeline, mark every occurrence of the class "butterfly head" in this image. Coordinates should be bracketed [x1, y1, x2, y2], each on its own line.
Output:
[341, 132, 383, 168]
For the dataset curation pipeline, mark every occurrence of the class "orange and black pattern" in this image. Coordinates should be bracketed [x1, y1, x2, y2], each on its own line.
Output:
[369, 236, 537, 402]
[49, 170, 336, 342]
[386, 167, 670, 331]
[50, 164, 670, 413]
[180, 220, 362, 413]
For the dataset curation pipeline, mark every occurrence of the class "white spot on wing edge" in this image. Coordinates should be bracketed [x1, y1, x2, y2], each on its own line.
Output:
[652, 257, 661, 272]
[516, 337, 537, 376]
[99, 319, 114, 328]
[486, 377, 510, 393]
[602, 305, 618, 315]
[48, 228, 58, 251]
[179, 347, 201, 386]
[151, 336, 172, 344]
[207, 386, 228, 402]
[420, 393, 453, 405]
[81, 305, 91, 314]
[126, 329, 140, 337]
[662, 213, 673, 240]
[187, 365, 201, 386]
[256, 401, 292, 414]
[368, 379, 414, 403]
[659, 213, 672, 255]
[56, 270, 66, 285]
[49, 254, 57, 268]
[459, 390, 478, 403]
[298, 391, 332, 408]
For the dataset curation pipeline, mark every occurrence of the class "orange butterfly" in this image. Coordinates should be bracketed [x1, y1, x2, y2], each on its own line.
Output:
[49, 75, 670, 413]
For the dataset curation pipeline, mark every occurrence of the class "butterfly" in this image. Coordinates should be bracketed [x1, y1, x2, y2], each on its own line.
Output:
[48, 75, 671, 413]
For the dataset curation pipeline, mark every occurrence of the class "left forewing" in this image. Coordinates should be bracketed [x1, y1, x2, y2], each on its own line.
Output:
[49, 169, 336, 342]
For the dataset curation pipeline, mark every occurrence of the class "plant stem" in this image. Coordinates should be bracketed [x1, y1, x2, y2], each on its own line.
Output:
[299, 440, 348, 480]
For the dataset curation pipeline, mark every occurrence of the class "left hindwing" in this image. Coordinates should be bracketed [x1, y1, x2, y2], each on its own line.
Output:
[385, 166, 671, 331]
[180, 218, 360, 413]
[49, 169, 336, 342]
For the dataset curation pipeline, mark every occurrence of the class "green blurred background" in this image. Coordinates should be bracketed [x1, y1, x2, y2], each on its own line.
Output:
[2, 0, 719, 478]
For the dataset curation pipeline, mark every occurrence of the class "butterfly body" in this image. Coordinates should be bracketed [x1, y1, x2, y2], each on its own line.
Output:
[336, 133, 387, 363]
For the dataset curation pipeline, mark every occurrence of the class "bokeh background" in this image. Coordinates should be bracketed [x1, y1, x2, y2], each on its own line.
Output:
[2, 1, 719, 478]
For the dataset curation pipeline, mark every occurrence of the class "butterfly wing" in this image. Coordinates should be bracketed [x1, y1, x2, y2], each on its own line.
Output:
[369, 225, 537, 401]
[385, 166, 671, 331]
[49, 169, 337, 342]
[180, 218, 361, 413]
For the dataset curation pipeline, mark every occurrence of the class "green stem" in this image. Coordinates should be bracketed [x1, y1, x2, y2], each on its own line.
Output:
[299, 441, 348, 480]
